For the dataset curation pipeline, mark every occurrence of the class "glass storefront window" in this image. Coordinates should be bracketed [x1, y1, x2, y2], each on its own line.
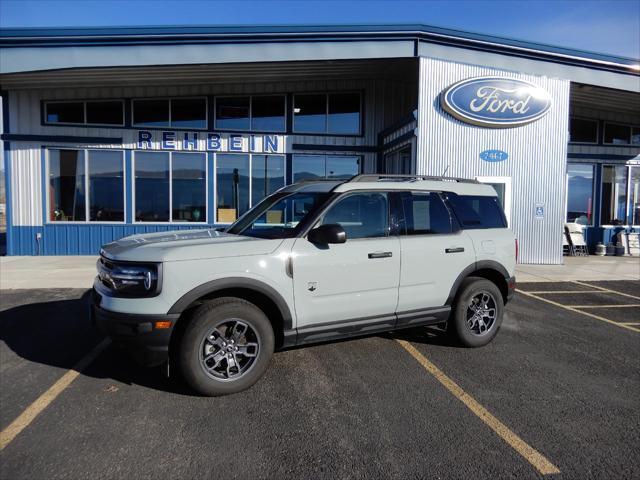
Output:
[632, 127, 640, 146]
[293, 155, 360, 182]
[48, 149, 86, 221]
[85, 101, 124, 126]
[216, 154, 250, 223]
[566, 164, 595, 225]
[216, 97, 250, 130]
[171, 98, 207, 129]
[133, 99, 170, 127]
[135, 152, 170, 222]
[569, 117, 598, 144]
[88, 150, 124, 221]
[46, 102, 84, 124]
[601, 165, 628, 225]
[251, 96, 286, 132]
[172, 153, 207, 222]
[604, 123, 631, 145]
[328, 93, 360, 134]
[251, 155, 285, 206]
[293, 93, 361, 134]
[629, 166, 640, 225]
[293, 94, 326, 133]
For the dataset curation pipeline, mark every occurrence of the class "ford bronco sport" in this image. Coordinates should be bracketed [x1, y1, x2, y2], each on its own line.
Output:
[93, 174, 516, 396]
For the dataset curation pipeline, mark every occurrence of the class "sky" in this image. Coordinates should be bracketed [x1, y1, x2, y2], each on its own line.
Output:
[0, 0, 639, 58]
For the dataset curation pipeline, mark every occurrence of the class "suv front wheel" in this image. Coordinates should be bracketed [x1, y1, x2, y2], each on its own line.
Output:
[178, 297, 275, 396]
[449, 277, 504, 347]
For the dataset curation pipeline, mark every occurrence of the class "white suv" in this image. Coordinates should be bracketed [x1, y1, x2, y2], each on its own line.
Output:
[93, 175, 516, 396]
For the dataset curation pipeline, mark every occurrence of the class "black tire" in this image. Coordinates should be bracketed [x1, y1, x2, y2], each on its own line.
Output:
[178, 297, 274, 396]
[448, 277, 504, 348]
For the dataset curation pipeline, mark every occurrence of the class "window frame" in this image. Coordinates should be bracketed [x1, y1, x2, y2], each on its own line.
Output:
[599, 163, 630, 226]
[131, 96, 209, 130]
[213, 152, 287, 224]
[564, 163, 596, 226]
[132, 150, 209, 224]
[45, 147, 126, 224]
[44, 99, 126, 127]
[213, 94, 287, 133]
[292, 91, 363, 136]
[568, 116, 599, 145]
[603, 122, 639, 146]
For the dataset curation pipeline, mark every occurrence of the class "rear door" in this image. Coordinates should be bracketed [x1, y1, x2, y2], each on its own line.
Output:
[394, 191, 475, 319]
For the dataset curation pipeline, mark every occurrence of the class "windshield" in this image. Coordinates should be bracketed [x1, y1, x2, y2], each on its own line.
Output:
[226, 191, 333, 239]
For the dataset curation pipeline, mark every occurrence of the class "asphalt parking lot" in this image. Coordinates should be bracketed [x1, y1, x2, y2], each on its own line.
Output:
[1, 281, 639, 479]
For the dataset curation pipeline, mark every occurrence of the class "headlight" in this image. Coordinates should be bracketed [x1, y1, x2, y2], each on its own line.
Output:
[97, 256, 161, 298]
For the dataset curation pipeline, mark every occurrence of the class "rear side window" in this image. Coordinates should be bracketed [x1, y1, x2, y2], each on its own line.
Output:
[399, 192, 453, 235]
[447, 194, 507, 229]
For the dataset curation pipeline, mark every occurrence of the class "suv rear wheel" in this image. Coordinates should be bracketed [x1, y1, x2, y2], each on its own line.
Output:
[449, 277, 504, 347]
[178, 297, 274, 396]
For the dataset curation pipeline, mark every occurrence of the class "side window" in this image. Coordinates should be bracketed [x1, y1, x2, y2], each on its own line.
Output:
[400, 192, 453, 235]
[320, 192, 389, 239]
[447, 194, 507, 229]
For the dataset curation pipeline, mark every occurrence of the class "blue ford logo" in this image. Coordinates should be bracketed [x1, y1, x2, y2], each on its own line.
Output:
[441, 77, 552, 128]
[480, 150, 508, 162]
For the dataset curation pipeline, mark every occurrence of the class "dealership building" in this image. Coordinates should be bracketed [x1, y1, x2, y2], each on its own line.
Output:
[0, 24, 638, 263]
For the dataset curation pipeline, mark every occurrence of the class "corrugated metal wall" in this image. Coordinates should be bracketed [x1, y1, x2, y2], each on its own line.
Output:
[415, 57, 571, 264]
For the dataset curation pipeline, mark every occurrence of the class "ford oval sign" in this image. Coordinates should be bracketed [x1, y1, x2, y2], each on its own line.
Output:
[480, 150, 508, 162]
[441, 77, 552, 128]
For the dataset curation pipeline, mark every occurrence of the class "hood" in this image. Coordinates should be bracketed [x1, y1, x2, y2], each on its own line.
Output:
[101, 229, 283, 262]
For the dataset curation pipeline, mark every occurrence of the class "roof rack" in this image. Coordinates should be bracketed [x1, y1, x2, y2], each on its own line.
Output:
[349, 174, 479, 184]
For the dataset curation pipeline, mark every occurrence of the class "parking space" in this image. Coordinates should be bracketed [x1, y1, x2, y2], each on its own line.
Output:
[1, 282, 639, 479]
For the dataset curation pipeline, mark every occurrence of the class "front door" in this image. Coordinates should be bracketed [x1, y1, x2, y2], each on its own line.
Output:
[291, 191, 401, 333]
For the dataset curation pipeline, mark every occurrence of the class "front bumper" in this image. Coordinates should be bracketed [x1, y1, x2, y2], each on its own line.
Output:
[92, 289, 179, 366]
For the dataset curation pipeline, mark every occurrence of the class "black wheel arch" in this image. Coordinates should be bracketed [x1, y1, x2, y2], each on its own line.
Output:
[445, 261, 511, 306]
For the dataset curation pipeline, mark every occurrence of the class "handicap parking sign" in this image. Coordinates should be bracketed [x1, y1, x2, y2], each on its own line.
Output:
[535, 204, 544, 220]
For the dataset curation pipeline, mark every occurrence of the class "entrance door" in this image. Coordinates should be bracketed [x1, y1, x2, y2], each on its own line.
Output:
[291, 191, 401, 332]
[476, 176, 512, 226]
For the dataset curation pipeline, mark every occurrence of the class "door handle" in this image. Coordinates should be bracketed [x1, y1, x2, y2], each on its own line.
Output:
[445, 247, 465, 253]
[368, 251, 393, 259]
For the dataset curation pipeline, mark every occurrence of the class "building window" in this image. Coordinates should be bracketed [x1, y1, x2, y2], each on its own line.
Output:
[88, 151, 125, 221]
[566, 164, 595, 225]
[601, 165, 628, 225]
[134, 151, 207, 222]
[293, 93, 361, 135]
[629, 166, 640, 226]
[48, 149, 124, 222]
[45, 100, 124, 126]
[293, 154, 360, 182]
[133, 97, 207, 129]
[569, 117, 598, 144]
[215, 154, 285, 223]
[603, 123, 640, 145]
[215, 95, 286, 132]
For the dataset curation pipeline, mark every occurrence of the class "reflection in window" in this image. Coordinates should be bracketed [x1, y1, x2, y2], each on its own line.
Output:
[216, 154, 250, 223]
[293, 154, 360, 182]
[251, 96, 286, 132]
[49, 149, 86, 221]
[629, 167, 640, 225]
[88, 151, 124, 221]
[601, 165, 628, 225]
[46, 102, 84, 124]
[171, 98, 207, 129]
[328, 93, 360, 134]
[135, 152, 170, 222]
[216, 97, 250, 130]
[566, 164, 594, 225]
[321, 192, 389, 239]
[172, 153, 206, 222]
[133, 99, 170, 127]
[251, 155, 285, 206]
[569, 117, 598, 143]
[294, 94, 326, 133]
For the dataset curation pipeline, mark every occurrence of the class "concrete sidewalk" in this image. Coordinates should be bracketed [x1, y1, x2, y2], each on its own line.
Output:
[0, 254, 638, 290]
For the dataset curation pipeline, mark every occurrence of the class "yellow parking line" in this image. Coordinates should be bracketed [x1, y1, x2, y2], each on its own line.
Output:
[571, 281, 640, 301]
[621, 322, 640, 326]
[396, 340, 560, 476]
[0, 338, 111, 451]
[526, 291, 602, 294]
[517, 290, 640, 333]
[573, 304, 640, 309]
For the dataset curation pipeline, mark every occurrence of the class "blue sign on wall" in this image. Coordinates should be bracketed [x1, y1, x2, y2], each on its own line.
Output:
[480, 150, 508, 162]
[441, 77, 552, 128]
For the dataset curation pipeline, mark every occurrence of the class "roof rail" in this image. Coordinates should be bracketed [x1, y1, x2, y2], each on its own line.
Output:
[349, 174, 479, 184]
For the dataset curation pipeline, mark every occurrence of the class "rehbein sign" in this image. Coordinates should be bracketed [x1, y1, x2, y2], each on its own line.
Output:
[441, 77, 552, 128]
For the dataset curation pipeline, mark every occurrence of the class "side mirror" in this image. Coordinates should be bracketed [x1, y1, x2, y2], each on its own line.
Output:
[308, 224, 347, 245]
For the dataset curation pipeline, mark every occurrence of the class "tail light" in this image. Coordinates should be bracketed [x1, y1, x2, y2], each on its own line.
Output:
[515, 238, 519, 262]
